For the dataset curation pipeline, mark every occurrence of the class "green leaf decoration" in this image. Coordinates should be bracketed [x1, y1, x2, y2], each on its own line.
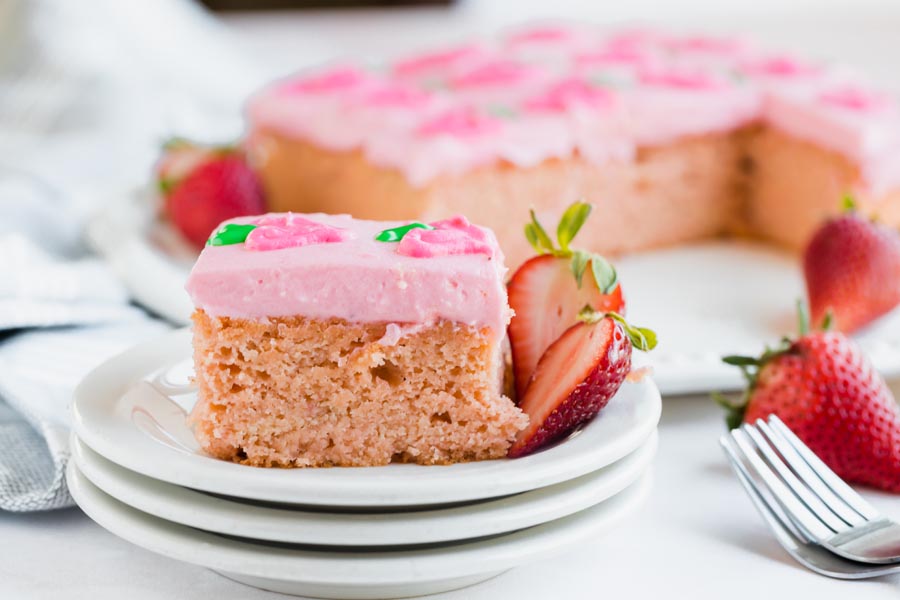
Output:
[375, 222, 433, 243]
[821, 310, 834, 332]
[590, 255, 618, 294]
[207, 223, 258, 246]
[570, 250, 590, 289]
[556, 201, 592, 252]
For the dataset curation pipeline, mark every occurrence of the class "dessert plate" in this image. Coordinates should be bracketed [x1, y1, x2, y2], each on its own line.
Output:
[72, 328, 662, 507]
[71, 430, 657, 546]
[67, 461, 651, 600]
[88, 191, 900, 395]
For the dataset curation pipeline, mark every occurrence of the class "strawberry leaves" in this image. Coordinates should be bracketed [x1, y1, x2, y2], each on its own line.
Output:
[524, 202, 619, 294]
[556, 201, 591, 252]
[577, 306, 658, 352]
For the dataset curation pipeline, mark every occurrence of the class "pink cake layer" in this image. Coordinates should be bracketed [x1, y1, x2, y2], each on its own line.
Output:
[246, 25, 900, 195]
[184, 213, 511, 337]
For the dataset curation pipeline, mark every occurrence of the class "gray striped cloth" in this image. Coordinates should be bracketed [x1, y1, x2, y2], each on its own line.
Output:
[0, 233, 168, 512]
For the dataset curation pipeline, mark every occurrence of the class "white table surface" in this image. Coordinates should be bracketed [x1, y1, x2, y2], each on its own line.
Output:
[4, 392, 900, 599]
[5, 1, 900, 598]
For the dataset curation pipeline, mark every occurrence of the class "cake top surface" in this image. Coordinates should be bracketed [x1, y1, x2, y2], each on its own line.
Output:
[185, 212, 511, 336]
[247, 24, 900, 193]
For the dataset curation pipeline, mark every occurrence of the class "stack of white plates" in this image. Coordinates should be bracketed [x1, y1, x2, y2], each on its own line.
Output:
[69, 328, 662, 599]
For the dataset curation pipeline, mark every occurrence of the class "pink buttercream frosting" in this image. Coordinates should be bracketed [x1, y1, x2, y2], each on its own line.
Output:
[185, 213, 511, 337]
[246, 24, 900, 193]
[244, 214, 353, 251]
[397, 216, 495, 258]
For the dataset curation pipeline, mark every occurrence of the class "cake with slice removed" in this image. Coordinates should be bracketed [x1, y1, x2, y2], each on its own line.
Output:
[244, 25, 900, 270]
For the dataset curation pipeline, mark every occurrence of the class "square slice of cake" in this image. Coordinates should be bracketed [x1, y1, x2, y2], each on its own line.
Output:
[185, 212, 527, 467]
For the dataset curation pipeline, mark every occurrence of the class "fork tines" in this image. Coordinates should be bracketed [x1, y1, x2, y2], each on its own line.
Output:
[721, 414, 880, 544]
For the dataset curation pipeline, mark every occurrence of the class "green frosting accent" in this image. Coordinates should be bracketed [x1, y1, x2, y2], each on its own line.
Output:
[375, 222, 433, 243]
[207, 223, 258, 246]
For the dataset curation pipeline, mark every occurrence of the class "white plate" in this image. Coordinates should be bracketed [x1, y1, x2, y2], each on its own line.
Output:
[71, 430, 657, 546]
[67, 460, 651, 600]
[72, 328, 662, 507]
[622, 240, 900, 394]
[88, 191, 900, 395]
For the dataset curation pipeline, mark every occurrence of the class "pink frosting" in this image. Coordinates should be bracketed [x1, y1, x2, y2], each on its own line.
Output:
[524, 78, 615, 113]
[244, 214, 353, 251]
[392, 44, 487, 78]
[450, 60, 544, 89]
[185, 213, 511, 336]
[246, 24, 900, 193]
[397, 216, 494, 258]
[416, 107, 502, 138]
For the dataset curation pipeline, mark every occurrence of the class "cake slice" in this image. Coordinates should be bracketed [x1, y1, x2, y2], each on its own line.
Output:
[185, 212, 526, 467]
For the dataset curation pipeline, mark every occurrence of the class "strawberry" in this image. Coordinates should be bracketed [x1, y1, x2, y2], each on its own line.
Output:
[156, 139, 266, 249]
[718, 303, 900, 492]
[804, 196, 900, 333]
[507, 202, 625, 400]
[509, 309, 656, 458]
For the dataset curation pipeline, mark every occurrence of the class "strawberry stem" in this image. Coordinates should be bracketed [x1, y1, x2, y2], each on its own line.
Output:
[841, 194, 857, 213]
[578, 307, 658, 352]
[797, 299, 810, 336]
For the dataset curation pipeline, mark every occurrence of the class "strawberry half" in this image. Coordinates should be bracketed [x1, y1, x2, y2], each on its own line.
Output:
[804, 196, 900, 333]
[156, 139, 266, 249]
[508, 202, 625, 400]
[509, 310, 656, 458]
[717, 302, 900, 492]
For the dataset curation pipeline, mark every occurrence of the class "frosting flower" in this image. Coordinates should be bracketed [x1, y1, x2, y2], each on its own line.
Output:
[524, 78, 615, 113]
[245, 214, 353, 251]
[506, 25, 575, 45]
[819, 86, 890, 114]
[574, 46, 650, 67]
[416, 107, 502, 138]
[277, 66, 368, 95]
[742, 55, 820, 78]
[397, 216, 494, 258]
[639, 68, 725, 91]
[363, 84, 433, 109]
[451, 60, 543, 89]
[393, 44, 486, 77]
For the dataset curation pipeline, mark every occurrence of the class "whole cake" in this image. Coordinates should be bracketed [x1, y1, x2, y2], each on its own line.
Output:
[245, 25, 900, 269]
[184, 212, 527, 467]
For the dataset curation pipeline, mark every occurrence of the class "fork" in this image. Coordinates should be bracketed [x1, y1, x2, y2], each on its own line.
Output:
[722, 435, 900, 579]
[724, 414, 900, 564]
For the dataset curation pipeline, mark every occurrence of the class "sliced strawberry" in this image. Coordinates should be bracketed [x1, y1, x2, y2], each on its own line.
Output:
[508, 254, 624, 399]
[509, 316, 632, 458]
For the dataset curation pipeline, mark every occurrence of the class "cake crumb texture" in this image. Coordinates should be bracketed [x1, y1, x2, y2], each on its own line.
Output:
[189, 310, 527, 467]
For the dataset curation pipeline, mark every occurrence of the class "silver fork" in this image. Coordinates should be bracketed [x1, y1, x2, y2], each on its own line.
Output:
[724, 414, 900, 564]
[722, 435, 900, 579]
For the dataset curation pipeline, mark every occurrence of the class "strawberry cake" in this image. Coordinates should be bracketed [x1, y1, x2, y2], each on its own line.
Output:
[184, 212, 527, 467]
[245, 25, 900, 269]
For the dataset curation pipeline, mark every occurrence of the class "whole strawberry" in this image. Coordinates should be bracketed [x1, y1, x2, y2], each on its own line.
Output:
[156, 139, 266, 249]
[804, 196, 900, 333]
[718, 304, 900, 493]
